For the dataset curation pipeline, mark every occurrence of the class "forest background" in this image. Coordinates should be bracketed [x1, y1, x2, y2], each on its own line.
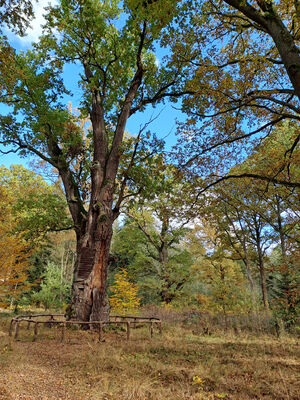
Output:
[0, 0, 299, 332]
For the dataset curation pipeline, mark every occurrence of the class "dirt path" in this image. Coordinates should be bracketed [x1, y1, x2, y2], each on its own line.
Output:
[0, 325, 95, 400]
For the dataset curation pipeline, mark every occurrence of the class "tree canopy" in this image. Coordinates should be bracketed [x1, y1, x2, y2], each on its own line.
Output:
[173, 0, 300, 188]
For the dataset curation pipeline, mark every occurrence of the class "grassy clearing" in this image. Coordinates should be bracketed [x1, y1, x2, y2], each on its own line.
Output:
[0, 312, 299, 400]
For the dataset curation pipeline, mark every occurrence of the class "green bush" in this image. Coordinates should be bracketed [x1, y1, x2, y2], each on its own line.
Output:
[31, 262, 71, 310]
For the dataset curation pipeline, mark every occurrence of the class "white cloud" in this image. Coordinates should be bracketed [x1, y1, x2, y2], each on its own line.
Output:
[6, 0, 58, 47]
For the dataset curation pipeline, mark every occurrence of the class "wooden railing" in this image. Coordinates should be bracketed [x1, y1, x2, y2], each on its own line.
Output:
[9, 314, 162, 343]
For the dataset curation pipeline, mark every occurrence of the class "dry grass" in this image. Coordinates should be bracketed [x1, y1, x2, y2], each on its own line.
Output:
[0, 311, 299, 400]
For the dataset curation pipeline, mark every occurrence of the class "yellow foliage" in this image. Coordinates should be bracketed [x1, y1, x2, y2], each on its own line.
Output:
[109, 269, 140, 315]
[196, 293, 210, 308]
[0, 187, 32, 307]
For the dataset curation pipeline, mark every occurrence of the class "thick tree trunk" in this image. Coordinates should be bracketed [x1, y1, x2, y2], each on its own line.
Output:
[71, 230, 112, 322]
[159, 244, 169, 265]
[224, 0, 300, 100]
[263, 11, 300, 101]
[69, 183, 116, 322]
[159, 243, 172, 303]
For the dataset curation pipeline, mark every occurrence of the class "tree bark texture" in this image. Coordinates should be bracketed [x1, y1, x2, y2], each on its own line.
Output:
[68, 192, 114, 322]
[65, 34, 145, 321]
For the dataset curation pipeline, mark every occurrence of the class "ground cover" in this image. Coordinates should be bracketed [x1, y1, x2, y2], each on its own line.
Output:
[0, 312, 299, 400]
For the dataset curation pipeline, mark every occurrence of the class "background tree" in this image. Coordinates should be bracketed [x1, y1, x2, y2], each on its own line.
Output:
[205, 180, 275, 310]
[0, 187, 33, 308]
[187, 223, 252, 324]
[0, 165, 72, 243]
[268, 247, 300, 329]
[112, 214, 193, 305]
[201, 190, 257, 302]
[125, 162, 197, 304]
[0, 165, 74, 308]
[110, 218, 163, 305]
[173, 0, 300, 188]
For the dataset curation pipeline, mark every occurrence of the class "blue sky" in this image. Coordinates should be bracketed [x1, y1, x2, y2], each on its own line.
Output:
[0, 0, 186, 170]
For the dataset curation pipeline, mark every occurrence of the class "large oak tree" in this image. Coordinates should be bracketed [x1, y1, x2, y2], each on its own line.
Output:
[0, 0, 192, 322]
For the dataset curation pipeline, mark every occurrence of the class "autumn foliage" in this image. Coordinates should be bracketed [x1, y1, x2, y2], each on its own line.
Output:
[109, 269, 140, 315]
[0, 187, 32, 308]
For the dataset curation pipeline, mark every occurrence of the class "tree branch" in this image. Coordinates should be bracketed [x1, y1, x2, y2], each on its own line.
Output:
[199, 173, 300, 195]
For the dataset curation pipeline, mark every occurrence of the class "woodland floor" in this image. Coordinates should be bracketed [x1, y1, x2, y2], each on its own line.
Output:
[0, 312, 299, 400]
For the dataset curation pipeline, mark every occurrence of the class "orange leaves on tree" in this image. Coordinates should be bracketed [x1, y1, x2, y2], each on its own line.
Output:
[0, 187, 32, 308]
[0, 230, 32, 308]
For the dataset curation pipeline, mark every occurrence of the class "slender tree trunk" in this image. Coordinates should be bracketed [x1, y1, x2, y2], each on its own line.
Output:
[276, 195, 287, 261]
[222, 303, 228, 331]
[243, 258, 256, 306]
[243, 260, 254, 293]
[219, 265, 228, 330]
[257, 247, 269, 310]
[252, 215, 269, 310]
[242, 241, 255, 301]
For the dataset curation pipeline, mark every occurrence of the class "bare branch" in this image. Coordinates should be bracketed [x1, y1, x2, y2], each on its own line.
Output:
[181, 116, 285, 168]
[199, 174, 300, 195]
